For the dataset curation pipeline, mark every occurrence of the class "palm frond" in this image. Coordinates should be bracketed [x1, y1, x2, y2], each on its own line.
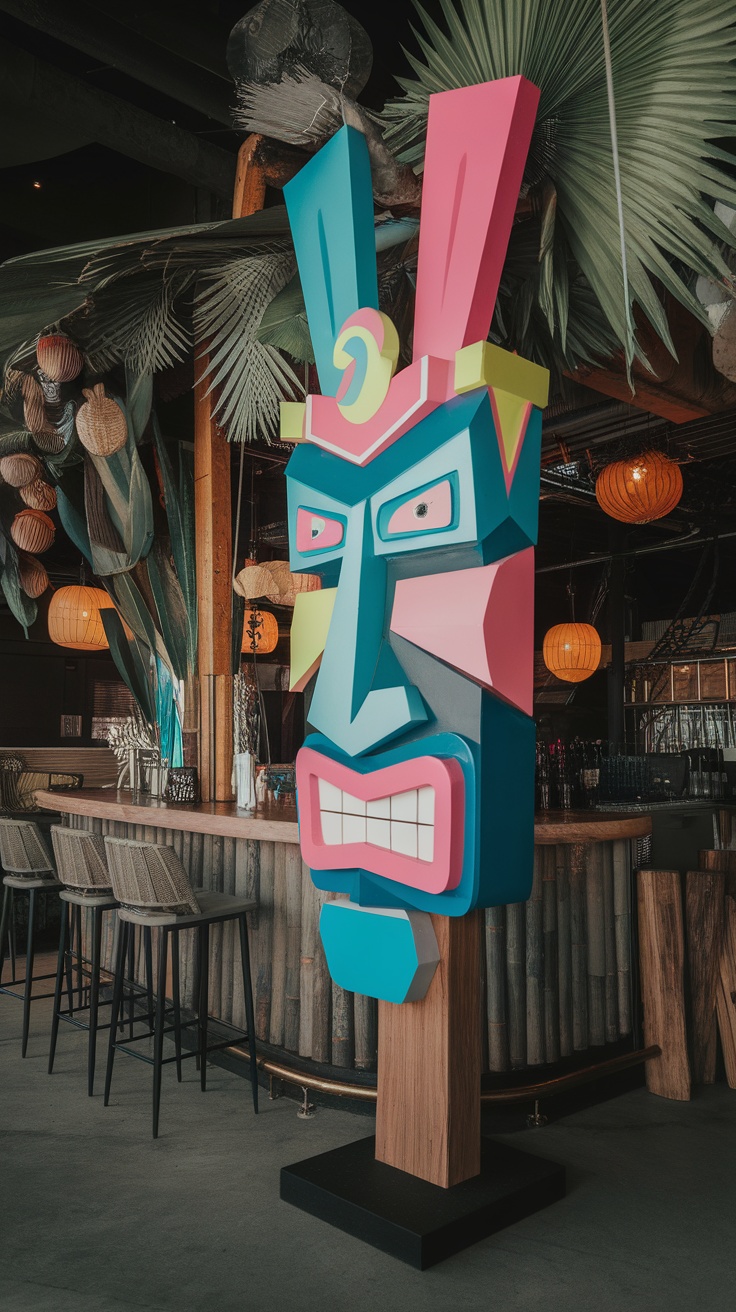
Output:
[380, 0, 736, 367]
[195, 252, 303, 443]
[233, 68, 343, 146]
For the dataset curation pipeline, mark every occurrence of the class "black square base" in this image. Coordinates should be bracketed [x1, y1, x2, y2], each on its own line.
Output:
[281, 1135, 565, 1269]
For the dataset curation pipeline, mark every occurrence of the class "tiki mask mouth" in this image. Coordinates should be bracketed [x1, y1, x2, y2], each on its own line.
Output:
[296, 743, 465, 896]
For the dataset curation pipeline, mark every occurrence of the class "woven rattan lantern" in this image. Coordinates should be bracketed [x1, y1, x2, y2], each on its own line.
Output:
[241, 607, 279, 654]
[0, 452, 42, 488]
[48, 586, 114, 651]
[76, 384, 127, 456]
[543, 622, 601, 683]
[22, 376, 55, 437]
[19, 478, 56, 512]
[36, 334, 83, 383]
[595, 450, 683, 524]
[10, 509, 55, 554]
[18, 553, 49, 599]
[234, 558, 322, 608]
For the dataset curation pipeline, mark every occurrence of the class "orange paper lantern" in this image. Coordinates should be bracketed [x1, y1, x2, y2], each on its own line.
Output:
[48, 586, 114, 651]
[595, 450, 683, 524]
[241, 607, 279, 654]
[543, 623, 602, 683]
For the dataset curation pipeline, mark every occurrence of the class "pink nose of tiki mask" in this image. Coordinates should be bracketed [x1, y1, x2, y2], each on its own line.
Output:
[283, 75, 549, 1005]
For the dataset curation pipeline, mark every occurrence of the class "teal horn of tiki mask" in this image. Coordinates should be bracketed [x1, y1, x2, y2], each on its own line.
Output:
[283, 76, 550, 1005]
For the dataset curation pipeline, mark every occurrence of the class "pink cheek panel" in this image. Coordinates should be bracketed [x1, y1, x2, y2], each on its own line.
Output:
[390, 548, 534, 715]
[386, 479, 453, 535]
[296, 507, 345, 553]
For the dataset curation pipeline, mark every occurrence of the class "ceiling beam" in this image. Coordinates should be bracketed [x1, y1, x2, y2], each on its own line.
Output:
[0, 39, 235, 198]
[84, 0, 231, 82]
[0, 0, 234, 125]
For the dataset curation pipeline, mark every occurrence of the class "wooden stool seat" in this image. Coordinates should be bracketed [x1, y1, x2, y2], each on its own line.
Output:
[3, 873, 60, 890]
[116, 890, 256, 928]
[59, 888, 117, 909]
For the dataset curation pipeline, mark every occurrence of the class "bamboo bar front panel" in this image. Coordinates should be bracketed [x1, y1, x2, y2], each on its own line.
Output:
[42, 791, 650, 1078]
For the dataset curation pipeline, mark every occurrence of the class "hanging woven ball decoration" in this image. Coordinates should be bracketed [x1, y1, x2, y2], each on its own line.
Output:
[0, 452, 43, 488]
[76, 384, 127, 457]
[241, 607, 279, 654]
[18, 553, 49, 599]
[19, 478, 57, 512]
[595, 450, 683, 524]
[10, 509, 55, 554]
[543, 622, 602, 684]
[21, 375, 55, 437]
[36, 334, 83, 383]
[47, 585, 114, 651]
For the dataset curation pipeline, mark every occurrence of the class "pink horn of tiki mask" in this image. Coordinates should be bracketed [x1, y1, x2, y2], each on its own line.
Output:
[283, 76, 549, 1006]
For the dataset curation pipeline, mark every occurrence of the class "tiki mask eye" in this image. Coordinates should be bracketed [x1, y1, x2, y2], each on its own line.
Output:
[384, 479, 454, 537]
[296, 507, 345, 553]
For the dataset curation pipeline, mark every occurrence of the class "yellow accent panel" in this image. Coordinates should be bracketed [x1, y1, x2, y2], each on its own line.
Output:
[492, 387, 531, 473]
[279, 401, 307, 443]
[454, 341, 549, 409]
[334, 311, 399, 425]
[290, 587, 337, 692]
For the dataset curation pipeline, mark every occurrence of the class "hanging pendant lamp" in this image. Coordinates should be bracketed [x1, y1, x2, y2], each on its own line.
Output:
[241, 607, 279, 654]
[595, 450, 683, 524]
[48, 585, 114, 651]
[543, 622, 602, 683]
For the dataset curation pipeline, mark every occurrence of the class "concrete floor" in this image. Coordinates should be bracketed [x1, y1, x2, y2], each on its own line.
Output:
[1, 989, 735, 1312]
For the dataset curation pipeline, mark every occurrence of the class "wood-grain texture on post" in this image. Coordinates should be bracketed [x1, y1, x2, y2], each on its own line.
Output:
[375, 911, 482, 1189]
[685, 869, 726, 1084]
[717, 895, 736, 1089]
[637, 869, 691, 1101]
[195, 134, 266, 802]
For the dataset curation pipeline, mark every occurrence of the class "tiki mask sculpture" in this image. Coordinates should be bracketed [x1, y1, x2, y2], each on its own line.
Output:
[284, 76, 549, 1006]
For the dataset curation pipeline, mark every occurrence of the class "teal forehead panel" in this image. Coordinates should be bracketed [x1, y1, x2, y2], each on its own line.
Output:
[283, 125, 378, 398]
[286, 389, 541, 569]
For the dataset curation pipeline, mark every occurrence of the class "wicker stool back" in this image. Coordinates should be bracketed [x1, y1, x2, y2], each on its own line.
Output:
[0, 818, 54, 876]
[104, 837, 200, 917]
[50, 826, 113, 895]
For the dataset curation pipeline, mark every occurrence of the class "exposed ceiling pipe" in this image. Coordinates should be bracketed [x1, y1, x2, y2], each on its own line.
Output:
[0, 0, 234, 125]
[535, 527, 736, 573]
[89, 0, 231, 82]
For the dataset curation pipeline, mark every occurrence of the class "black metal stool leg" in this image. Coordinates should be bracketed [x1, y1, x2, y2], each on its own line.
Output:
[104, 920, 128, 1107]
[152, 927, 168, 1139]
[0, 883, 11, 986]
[74, 904, 83, 1008]
[48, 902, 69, 1074]
[198, 924, 210, 1092]
[238, 914, 259, 1113]
[9, 889, 16, 983]
[126, 928, 136, 1039]
[144, 926, 154, 1030]
[21, 888, 36, 1058]
[193, 929, 201, 1072]
[172, 931, 182, 1082]
[87, 906, 103, 1097]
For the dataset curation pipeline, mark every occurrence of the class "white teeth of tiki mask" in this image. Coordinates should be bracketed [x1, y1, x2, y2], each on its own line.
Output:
[318, 780, 435, 861]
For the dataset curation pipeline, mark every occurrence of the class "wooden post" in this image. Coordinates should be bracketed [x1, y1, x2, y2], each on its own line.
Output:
[685, 868, 726, 1084]
[637, 869, 691, 1101]
[375, 912, 481, 1189]
[194, 135, 266, 801]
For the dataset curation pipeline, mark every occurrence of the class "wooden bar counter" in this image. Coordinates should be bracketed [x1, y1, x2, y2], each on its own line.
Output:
[36, 790, 651, 1084]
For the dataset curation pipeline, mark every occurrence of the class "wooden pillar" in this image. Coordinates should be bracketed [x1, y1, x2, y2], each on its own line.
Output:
[637, 869, 691, 1100]
[194, 135, 265, 801]
[375, 912, 482, 1189]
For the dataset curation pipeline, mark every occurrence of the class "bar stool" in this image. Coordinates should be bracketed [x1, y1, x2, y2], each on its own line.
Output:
[0, 818, 61, 1056]
[103, 836, 259, 1138]
[48, 826, 123, 1096]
